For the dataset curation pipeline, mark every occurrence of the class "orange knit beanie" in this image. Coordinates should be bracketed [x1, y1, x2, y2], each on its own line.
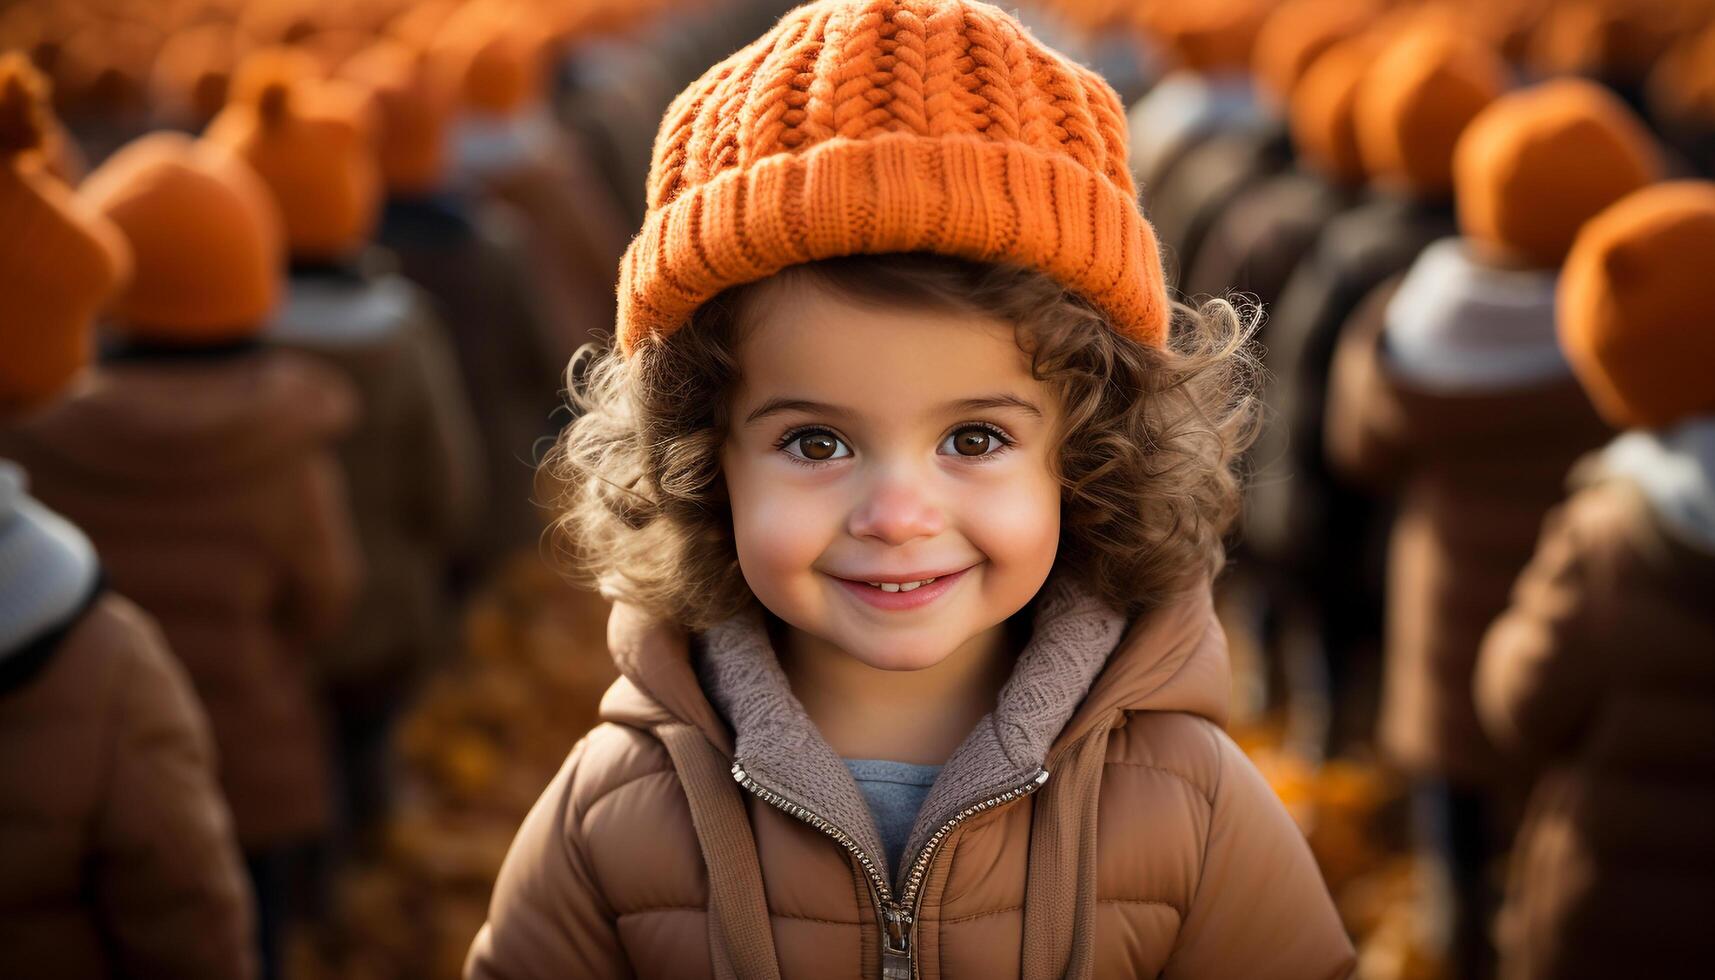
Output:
[430, 4, 549, 116]
[1139, 0, 1271, 74]
[0, 54, 131, 410]
[1647, 24, 1715, 131]
[79, 132, 284, 342]
[1354, 27, 1509, 197]
[204, 48, 382, 261]
[1558, 181, 1715, 430]
[616, 0, 1168, 355]
[1453, 78, 1660, 269]
[1252, 0, 1377, 106]
[339, 38, 455, 196]
[1289, 32, 1386, 185]
[149, 22, 240, 128]
[1527, 0, 1678, 87]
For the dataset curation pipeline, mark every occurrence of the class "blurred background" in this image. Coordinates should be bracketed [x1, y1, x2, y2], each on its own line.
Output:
[3, 0, 1713, 978]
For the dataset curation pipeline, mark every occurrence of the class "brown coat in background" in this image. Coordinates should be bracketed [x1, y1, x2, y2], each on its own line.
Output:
[0, 347, 362, 848]
[1324, 290, 1611, 785]
[0, 593, 254, 979]
[269, 268, 483, 701]
[1477, 479, 1715, 979]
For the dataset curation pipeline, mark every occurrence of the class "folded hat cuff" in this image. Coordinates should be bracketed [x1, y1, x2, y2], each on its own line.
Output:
[616, 130, 1169, 354]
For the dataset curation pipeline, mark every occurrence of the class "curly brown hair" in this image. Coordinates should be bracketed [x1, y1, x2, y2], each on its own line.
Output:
[544, 252, 1259, 629]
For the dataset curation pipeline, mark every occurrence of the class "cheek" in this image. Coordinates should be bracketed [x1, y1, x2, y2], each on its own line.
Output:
[958, 458, 1061, 582]
[723, 453, 841, 601]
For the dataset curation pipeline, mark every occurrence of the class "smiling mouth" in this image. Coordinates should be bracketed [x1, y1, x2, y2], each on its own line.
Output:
[830, 566, 974, 610]
[861, 577, 939, 593]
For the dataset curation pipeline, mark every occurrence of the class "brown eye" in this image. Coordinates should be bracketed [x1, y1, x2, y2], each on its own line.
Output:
[784, 430, 850, 462]
[801, 434, 838, 460]
[944, 427, 1000, 457]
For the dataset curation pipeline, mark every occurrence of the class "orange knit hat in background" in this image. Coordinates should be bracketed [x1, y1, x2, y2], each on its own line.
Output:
[1354, 26, 1509, 198]
[1453, 78, 1660, 268]
[149, 21, 242, 128]
[1288, 31, 1387, 186]
[0, 54, 131, 410]
[1526, 0, 1680, 89]
[1558, 181, 1715, 430]
[616, 0, 1168, 355]
[430, 3, 550, 117]
[79, 131, 283, 341]
[1137, 0, 1270, 74]
[204, 48, 382, 261]
[339, 38, 455, 196]
[1252, 0, 1377, 107]
[1647, 23, 1715, 136]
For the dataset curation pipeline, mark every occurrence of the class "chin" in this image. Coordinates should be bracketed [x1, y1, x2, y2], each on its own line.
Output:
[831, 629, 965, 672]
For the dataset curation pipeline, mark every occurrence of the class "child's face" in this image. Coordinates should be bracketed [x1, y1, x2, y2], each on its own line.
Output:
[721, 278, 1062, 671]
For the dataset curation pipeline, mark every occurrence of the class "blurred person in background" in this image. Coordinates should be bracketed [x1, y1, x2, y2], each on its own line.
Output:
[1247, 21, 1510, 758]
[0, 125, 363, 980]
[355, 1, 569, 570]
[203, 46, 485, 856]
[1124, 0, 1271, 236]
[1142, 0, 1373, 308]
[1181, 16, 1397, 310]
[1322, 78, 1661, 978]
[0, 52, 254, 980]
[467, 1, 1353, 976]
[1477, 178, 1715, 980]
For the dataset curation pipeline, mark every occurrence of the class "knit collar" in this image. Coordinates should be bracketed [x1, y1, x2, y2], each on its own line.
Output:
[695, 575, 1125, 886]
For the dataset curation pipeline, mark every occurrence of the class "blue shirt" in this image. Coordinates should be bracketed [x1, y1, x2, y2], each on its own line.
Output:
[843, 758, 943, 876]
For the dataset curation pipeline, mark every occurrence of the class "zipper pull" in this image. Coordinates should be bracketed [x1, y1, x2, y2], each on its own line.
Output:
[881, 905, 912, 979]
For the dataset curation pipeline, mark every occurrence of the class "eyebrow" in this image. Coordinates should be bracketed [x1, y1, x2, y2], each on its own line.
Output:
[742, 393, 1043, 426]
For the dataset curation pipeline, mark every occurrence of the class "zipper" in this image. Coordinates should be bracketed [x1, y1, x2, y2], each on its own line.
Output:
[732, 762, 1050, 980]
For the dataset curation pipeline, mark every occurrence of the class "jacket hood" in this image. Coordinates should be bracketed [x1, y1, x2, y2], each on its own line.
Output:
[1598, 415, 1715, 555]
[1351, 280, 1609, 454]
[1, 348, 355, 488]
[0, 460, 99, 657]
[596, 576, 1230, 884]
[1383, 237, 1572, 392]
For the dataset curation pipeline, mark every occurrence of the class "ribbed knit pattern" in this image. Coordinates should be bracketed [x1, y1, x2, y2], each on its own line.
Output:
[616, 0, 1169, 354]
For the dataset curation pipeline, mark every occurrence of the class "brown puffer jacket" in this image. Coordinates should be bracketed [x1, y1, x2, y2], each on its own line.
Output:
[0, 347, 363, 848]
[0, 592, 254, 979]
[1477, 478, 1715, 979]
[466, 581, 1355, 979]
[269, 268, 484, 700]
[1324, 288, 1611, 785]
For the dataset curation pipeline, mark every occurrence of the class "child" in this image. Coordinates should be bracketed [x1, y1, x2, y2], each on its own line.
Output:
[1477, 180, 1715, 979]
[468, 2, 1354, 977]
[1322, 78, 1659, 978]
[0, 56, 253, 978]
[1143, 0, 1372, 297]
[1246, 23, 1508, 754]
[204, 49, 485, 845]
[0, 128, 362, 979]
[355, 15, 565, 567]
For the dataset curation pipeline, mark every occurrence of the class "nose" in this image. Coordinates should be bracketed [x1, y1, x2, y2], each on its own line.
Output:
[846, 475, 947, 545]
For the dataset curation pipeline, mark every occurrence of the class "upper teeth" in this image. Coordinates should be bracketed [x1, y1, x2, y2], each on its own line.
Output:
[868, 577, 937, 592]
